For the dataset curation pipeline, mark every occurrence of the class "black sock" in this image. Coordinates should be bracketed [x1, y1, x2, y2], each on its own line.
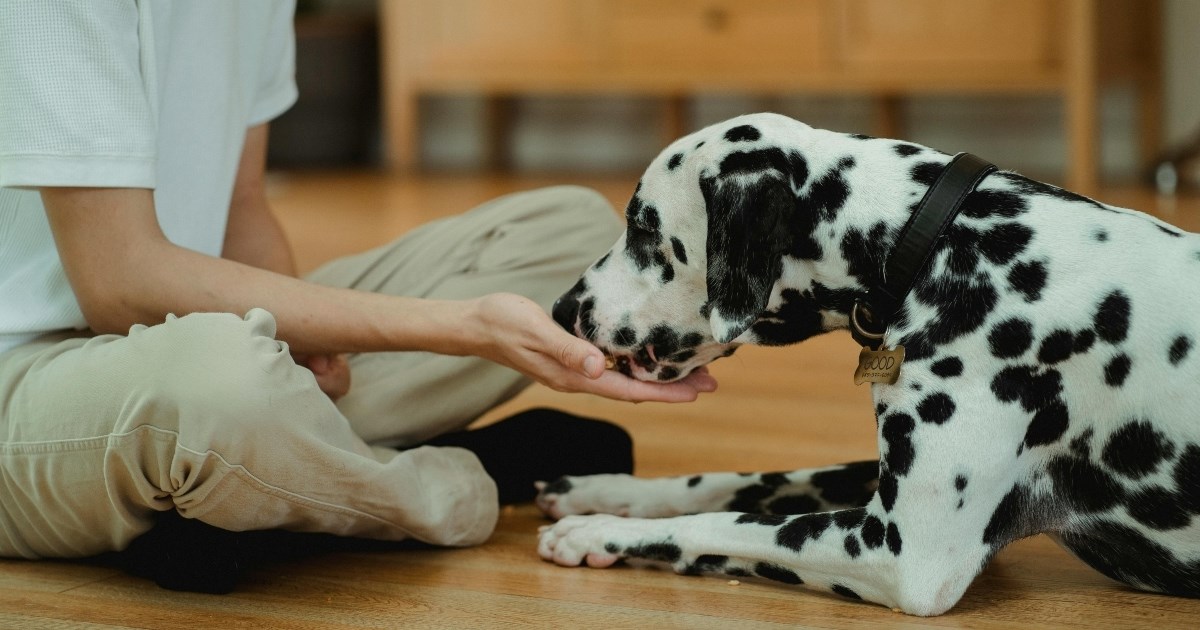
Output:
[423, 407, 634, 504]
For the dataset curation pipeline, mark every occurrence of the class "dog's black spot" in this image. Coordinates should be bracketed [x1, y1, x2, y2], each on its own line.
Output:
[656, 366, 679, 381]
[573, 296, 597, 341]
[687, 475, 703, 487]
[755, 562, 803, 585]
[806, 158, 855, 223]
[941, 224, 983, 275]
[982, 484, 1033, 546]
[917, 392, 955, 425]
[914, 275, 998, 345]
[1038, 330, 1076, 364]
[991, 365, 1062, 412]
[978, 223, 1033, 266]
[955, 475, 968, 492]
[1049, 455, 1125, 512]
[750, 288, 825, 347]
[1094, 228, 1109, 242]
[725, 125, 762, 143]
[667, 152, 684, 170]
[594, 252, 610, 270]
[960, 189, 1030, 220]
[1127, 487, 1192, 530]
[728, 483, 776, 513]
[893, 143, 922, 157]
[1174, 446, 1200, 513]
[1169, 335, 1193, 366]
[625, 542, 682, 563]
[696, 141, 705, 149]
[911, 161, 943, 187]
[624, 199, 662, 271]
[881, 413, 917, 476]
[1104, 354, 1132, 387]
[767, 494, 821, 515]
[1007, 260, 1047, 302]
[861, 516, 885, 549]
[670, 237, 688, 264]
[684, 554, 729, 575]
[989, 319, 1034, 359]
[811, 281, 859, 317]
[833, 507, 867, 529]
[1073, 329, 1096, 354]
[840, 222, 891, 289]
[930, 356, 963, 378]
[542, 477, 573, 495]
[1102, 420, 1175, 480]
[1058, 521, 1200, 597]
[1094, 291, 1132, 344]
[848, 133, 875, 141]
[812, 461, 878, 507]
[776, 513, 832, 552]
[843, 535, 862, 558]
[885, 522, 903, 555]
[612, 326, 637, 347]
[736, 513, 789, 526]
[716, 147, 795, 179]
[832, 584, 863, 600]
[1024, 401, 1070, 448]
[877, 474, 898, 512]
[659, 261, 675, 284]
[1069, 428, 1094, 458]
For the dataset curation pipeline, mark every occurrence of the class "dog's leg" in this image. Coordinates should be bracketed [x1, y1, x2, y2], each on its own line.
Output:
[539, 463, 1039, 616]
[536, 460, 878, 519]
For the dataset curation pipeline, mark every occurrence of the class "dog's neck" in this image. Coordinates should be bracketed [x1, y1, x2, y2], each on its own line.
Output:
[763, 135, 957, 342]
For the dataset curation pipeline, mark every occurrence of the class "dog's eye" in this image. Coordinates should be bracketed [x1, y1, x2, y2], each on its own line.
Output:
[628, 222, 655, 235]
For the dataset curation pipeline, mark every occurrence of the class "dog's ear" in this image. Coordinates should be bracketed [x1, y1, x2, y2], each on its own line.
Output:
[702, 174, 793, 343]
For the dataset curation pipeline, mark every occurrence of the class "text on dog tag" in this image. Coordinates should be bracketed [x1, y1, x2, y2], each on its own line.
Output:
[854, 345, 905, 385]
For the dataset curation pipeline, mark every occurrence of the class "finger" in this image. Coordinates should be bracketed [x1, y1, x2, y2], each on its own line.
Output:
[309, 354, 329, 373]
[579, 370, 704, 403]
[550, 331, 606, 379]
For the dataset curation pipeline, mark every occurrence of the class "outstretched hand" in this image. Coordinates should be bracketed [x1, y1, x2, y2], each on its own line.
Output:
[467, 293, 717, 403]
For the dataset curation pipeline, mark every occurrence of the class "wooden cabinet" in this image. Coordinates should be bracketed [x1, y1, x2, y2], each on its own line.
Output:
[380, 0, 1159, 190]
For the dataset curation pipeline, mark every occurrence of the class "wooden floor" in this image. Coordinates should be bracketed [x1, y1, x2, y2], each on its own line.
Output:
[4, 172, 1200, 628]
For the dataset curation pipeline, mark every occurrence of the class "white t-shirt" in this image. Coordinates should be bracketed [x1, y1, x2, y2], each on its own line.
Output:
[0, 0, 298, 355]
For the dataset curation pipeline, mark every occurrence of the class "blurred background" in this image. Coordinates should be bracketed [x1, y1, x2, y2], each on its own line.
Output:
[268, 0, 1200, 193]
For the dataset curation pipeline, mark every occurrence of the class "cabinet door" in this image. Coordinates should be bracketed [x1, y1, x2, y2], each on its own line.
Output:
[835, 0, 1060, 72]
[606, 0, 825, 84]
[401, 0, 600, 84]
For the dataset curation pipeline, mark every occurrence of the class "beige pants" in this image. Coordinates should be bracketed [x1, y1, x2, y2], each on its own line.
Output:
[0, 186, 621, 558]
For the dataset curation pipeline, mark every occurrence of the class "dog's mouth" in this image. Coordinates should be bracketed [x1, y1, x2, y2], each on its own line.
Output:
[602, 343, 695, 382]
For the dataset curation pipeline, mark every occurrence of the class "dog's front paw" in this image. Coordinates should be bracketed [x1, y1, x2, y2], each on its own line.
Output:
[536, 474, 661, 520]
[537, 514, 642, 568]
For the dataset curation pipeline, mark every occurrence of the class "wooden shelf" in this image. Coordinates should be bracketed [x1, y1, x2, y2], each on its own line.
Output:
[380, 0, 1161, 191]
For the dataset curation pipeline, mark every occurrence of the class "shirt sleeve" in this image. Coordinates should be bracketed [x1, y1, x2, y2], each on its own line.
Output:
[248, 0, 299, 127]
[0, 0, 157, 189]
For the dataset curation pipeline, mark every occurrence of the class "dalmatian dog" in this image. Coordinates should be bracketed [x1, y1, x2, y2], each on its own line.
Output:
[537, 112, 1200, 615]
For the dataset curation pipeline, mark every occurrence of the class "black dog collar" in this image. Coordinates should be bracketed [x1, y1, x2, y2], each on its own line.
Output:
[850, 152, 997, 349]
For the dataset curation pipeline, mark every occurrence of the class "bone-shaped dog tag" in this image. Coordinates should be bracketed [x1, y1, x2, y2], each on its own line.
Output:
[853, 345, 905, 385]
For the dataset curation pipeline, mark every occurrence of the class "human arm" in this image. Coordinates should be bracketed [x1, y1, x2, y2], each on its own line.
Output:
[41, 177, 715, 403]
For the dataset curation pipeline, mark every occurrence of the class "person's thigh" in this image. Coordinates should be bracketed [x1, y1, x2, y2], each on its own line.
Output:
[0, 309, 497, 558]
[309, 186, 622, 447]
